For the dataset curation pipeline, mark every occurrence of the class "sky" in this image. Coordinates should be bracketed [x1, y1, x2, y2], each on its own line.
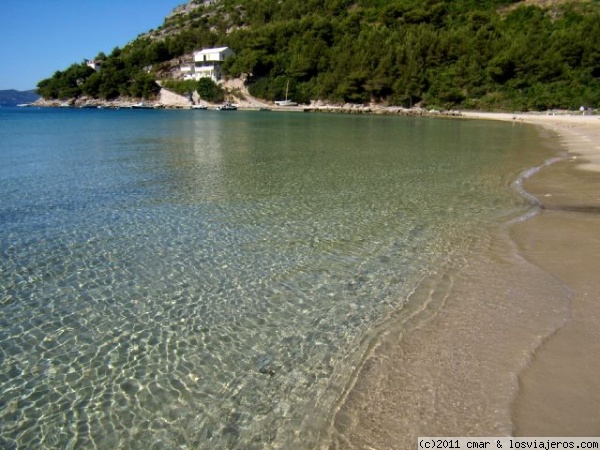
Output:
[1, 0, 186, 91]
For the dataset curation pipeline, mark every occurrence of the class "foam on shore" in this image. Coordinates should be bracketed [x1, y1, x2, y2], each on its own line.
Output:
[327, 113, 600, 448]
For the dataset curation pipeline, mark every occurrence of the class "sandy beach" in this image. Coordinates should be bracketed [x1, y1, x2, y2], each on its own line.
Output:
[329, 112, 600, 448]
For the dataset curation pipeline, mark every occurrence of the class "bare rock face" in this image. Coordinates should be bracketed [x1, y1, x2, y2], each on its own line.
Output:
[157, 87, 192, 107]
[168, 2, 202, 18]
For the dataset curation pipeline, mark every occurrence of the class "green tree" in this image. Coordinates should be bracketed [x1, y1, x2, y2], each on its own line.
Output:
[197, 77, 224, 103]
[129, 72, 160, 99]
[35, 0, 600, 110]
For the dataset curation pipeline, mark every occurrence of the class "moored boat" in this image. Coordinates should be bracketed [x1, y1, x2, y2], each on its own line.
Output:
[131, 102, 153, 109]
[274, 100, 298, 107]
[217, 101, 237, 111]
[275, 80, 298, 106]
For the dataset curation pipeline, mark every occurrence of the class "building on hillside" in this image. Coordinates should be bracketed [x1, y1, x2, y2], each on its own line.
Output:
[180, 47, 235, 83]
[86, 60, 102, 71]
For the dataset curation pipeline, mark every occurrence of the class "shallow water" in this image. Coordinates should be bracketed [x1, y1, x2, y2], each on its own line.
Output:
[0, 108, 549, 449]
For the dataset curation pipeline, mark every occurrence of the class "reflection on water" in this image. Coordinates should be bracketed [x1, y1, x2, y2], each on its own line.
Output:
[0, 109, 547, 449]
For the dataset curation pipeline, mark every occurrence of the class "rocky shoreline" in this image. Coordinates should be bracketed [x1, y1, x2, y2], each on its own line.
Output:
[32, 87, 192, 110]
[303, 100, 463, 117]
[32, 87, 596, 120]
[32, 90, 465, 118]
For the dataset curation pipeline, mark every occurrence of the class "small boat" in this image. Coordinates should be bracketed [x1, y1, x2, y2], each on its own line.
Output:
[191, 104, 208, 110]
[274, 100, 298, 107]
[217, 101, 237, 111]
[275, 80, 298, 107]
[131, 102, 153, 109]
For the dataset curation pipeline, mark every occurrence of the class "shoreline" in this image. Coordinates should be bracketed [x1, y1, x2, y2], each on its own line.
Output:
[509, 124, 600, 435]
[30, 93, 463, 117]
[460, 111, 600, 172]
[328, 113, 600, 448]
[29, 88, 600, 125]
[437, 111, 600, 435]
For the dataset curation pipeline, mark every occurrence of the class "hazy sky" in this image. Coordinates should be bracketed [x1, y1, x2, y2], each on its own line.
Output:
[1, 0, 185, 91]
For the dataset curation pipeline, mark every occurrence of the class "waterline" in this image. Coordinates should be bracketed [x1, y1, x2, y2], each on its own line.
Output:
[0, 109, 552, 449]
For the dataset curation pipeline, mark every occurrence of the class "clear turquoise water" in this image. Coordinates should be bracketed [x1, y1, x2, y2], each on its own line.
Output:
[0, 108, 548, 449]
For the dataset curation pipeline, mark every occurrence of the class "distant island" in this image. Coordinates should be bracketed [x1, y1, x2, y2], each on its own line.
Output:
[0, 89, 40, 107]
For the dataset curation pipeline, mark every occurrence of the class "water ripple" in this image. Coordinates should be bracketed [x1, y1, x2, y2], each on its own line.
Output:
[0, 110, 552, 449]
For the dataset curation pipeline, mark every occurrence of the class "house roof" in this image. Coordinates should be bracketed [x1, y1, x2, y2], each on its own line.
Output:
[196, 47, 231, 55]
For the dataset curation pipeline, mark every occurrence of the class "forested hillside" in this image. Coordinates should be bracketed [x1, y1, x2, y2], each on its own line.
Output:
[37, 0, 600, 111]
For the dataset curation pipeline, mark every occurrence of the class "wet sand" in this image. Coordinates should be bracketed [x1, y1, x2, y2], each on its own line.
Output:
[328, 113, 600, 448]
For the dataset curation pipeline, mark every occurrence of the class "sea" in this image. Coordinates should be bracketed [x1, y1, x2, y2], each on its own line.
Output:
[0, 107, 554, 449]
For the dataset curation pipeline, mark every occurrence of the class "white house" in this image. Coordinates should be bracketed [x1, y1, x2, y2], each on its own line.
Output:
[86, 59, 102, 71]
[181, 47, 235, 83]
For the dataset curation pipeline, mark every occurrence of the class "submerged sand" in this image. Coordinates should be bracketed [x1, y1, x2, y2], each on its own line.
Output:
[328, 113, 600, 448]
